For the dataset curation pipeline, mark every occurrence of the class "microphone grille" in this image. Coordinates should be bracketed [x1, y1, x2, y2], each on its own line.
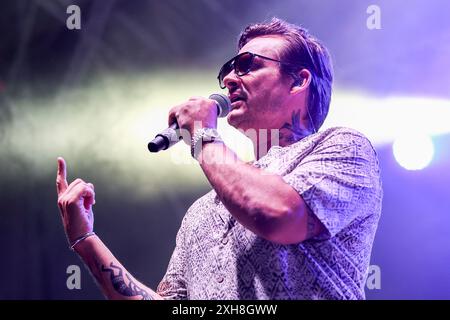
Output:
[209, 93, 231, 118]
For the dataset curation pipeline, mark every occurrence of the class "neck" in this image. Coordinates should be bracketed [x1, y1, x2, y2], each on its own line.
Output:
[251, 128, 309, 160]
[252, 130, 276, 160]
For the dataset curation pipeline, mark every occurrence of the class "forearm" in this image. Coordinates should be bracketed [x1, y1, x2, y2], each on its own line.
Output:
[198, 142, 301, 239]
[74, 235, 162, 300]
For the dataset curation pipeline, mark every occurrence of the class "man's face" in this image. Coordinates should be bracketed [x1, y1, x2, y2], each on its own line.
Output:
[223, 35, 294, 132]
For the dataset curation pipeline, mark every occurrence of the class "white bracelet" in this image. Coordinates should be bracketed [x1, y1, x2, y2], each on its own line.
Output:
[70, 231, 96, 251]
[191, 128, 223, 160]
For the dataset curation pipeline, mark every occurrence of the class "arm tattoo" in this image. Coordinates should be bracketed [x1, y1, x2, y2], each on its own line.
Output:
[101, 262, 153, 300]
[280, 110, 310, 144]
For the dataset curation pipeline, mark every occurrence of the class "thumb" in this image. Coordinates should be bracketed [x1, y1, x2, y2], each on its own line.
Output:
[82, 185, 96, 210]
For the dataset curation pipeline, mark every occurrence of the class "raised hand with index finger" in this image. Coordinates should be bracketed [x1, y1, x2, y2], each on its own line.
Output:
[56, 157, 96, 247]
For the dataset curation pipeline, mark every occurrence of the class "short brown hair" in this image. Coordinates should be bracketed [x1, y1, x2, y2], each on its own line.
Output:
[238, 18, 333, 131]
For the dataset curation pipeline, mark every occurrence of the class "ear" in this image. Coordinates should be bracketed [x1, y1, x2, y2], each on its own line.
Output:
[290, 69, 312, 95]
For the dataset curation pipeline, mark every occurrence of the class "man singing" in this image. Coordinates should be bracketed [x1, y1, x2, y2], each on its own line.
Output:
[56, 18, 382, 300]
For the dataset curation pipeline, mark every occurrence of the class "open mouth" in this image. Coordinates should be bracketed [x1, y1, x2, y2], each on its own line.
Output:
[230, 96, 246, 108]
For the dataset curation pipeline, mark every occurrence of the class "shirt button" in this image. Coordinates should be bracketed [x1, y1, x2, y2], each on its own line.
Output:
[216, 275, 224, 283]
[221, 237, 228, 245]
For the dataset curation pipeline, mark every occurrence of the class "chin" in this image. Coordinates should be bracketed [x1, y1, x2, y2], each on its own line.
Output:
[227, 112, 246, 130]
[228, 105, 246, 119]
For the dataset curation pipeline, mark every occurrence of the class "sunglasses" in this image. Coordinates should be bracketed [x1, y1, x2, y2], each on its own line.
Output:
[217, 52, 294, 89]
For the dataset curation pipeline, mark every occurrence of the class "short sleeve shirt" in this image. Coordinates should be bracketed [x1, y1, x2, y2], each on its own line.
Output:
[157, 127, 383, 300]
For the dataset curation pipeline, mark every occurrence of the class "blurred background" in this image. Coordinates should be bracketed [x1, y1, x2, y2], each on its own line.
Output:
[1, 0, 449, 299]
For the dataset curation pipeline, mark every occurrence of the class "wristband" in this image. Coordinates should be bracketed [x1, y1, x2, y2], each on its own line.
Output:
[69, 231, 96, 251]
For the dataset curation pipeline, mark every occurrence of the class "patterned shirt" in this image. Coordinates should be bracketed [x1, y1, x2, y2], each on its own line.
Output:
[157, 127, 383, 300]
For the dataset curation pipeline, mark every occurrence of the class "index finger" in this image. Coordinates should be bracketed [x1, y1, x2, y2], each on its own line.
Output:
[168, 107, 179, 127]
[56, 157, 68, 196]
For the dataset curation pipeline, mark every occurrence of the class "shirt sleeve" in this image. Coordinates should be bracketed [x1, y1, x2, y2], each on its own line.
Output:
[282, 128, 381, 239]
[156, 215, 189, 300]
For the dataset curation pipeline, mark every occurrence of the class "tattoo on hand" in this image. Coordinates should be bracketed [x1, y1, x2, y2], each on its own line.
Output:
[280, 110, 310, 143]
[101, 262, 153, 300]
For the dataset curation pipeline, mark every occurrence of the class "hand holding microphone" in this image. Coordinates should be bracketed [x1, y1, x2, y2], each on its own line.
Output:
[148, 94, 231, 153]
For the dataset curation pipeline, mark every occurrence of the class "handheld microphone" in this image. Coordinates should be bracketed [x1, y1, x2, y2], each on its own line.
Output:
[148, 93, 231, 153]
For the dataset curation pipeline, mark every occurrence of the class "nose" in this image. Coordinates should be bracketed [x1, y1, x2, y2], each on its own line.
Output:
[223, 70, 241, 91]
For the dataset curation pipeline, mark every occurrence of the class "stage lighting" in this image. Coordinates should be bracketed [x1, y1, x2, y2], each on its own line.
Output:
[392, 133, 434, 170]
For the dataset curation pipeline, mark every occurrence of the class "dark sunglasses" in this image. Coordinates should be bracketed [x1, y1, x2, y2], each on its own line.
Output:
[217, 52, 294, 89]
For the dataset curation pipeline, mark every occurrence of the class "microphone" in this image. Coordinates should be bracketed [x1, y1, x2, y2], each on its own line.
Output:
[148, 93, 231, 153]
